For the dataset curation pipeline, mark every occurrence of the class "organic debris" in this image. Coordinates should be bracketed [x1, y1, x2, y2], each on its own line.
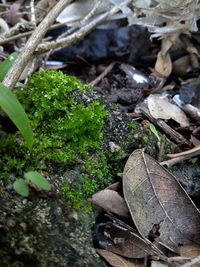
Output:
[1, 1, 200, 266]
[92, 150, 200, 266]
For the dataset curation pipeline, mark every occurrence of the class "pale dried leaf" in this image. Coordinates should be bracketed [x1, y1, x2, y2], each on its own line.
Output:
[155, 52, 172, 77]
[6, 3, 21, 25]
[92, 189, 129, 217]
[147, 94, 190, 127]
[96, 248, 145, 267]
[123, 149, 200, 253]
[151, 260, 169, 267]
[132, 0, 200, 39]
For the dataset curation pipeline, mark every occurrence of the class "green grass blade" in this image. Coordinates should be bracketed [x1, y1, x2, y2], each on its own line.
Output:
[0, 83, 34, 148]
[0, 52, 18, 82]
[149, 123, 160, 141]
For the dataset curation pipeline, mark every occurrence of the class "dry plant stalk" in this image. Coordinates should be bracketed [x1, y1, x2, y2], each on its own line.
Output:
[3, 0, 72, 90]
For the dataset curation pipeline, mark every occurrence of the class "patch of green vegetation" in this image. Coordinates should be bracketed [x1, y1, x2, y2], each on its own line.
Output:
[128, 122, 137, 135]
[0, 70, 106, 175]
[142, 135, 148, 143]
[16, 70, 107, 164]
[61, 151, 114, 211]
[1, 70, 126, 210]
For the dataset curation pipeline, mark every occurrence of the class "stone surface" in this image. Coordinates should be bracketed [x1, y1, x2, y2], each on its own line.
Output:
[0, 90, 163, 266]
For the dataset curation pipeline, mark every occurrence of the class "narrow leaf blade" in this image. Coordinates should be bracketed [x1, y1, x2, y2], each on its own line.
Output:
[149, 123, 160, 141]
[0, 83, 33, 149]
[24, 171, 51, 190]
[13, 179, 29, 197]
[0, 52, 18, 82]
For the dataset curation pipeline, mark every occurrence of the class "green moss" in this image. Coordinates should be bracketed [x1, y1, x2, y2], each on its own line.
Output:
[0, 70, 106, 174]
[61, 151, 114, 211]
[16, 70, 107, 164]
[142, 135, 148, 143]
[0, 70, 120, 210]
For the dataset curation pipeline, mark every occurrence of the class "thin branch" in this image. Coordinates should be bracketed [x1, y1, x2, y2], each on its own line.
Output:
[0, 22, 72, 46]
[182, 256, 200, 267]
[167, 144, 200, 158]
[160, 150, 200, 167]
[35, 0, 131, 54]
[88, 61, 117, 86]
[3, 0, 72, 90]
[30, 0, 36, 26]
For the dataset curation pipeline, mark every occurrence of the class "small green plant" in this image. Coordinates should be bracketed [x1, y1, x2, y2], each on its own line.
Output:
[0, 70, 109, 206]
[149, 123, 160, 141]
[13, 171, 51, 197]
[0, 52, 33, 149]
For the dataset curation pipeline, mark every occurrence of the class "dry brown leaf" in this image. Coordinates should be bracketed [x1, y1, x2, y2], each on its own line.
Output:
[96, 248, 145, 267]
[92, 189, 129, 217]
[179, 244, 200, 258]
[95, 219, 161, 259]
[147, 94, 190, 127]
[189, 135, 200, 147]
[155, 51, 172, 77]
[173, 55, 191, 77]
[106, 181, 121, 191]
[123, 149, 200, 253]
[6, 2, 21, 26]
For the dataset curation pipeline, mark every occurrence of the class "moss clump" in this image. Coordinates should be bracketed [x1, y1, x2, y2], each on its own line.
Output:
[60, 151, 113, 211]
[17, 70, 107, 164]
[0, 71, 107, 180]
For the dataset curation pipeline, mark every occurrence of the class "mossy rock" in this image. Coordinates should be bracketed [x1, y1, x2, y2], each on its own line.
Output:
[0, 70, 176, 266]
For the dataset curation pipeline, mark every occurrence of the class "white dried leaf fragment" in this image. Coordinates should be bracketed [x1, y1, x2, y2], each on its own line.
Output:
[132, 0, 200, 38]
[147, 94, 190, 127]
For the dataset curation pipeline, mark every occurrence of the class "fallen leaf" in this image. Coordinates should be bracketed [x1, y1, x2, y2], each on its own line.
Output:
[106, 181, 121, 191]
[150, 260, 169, 267]
[189, 135, 200, 147]
[96, 249, 145, 267]
[92, 189, 129, 217]
[148, 94, 190, 127]
[173, 55, 191, 77]
[6, 3, 21, 25]
[155, 51, 172, 77]
[123, 149, 200, 253]
[94, 219, 162, 259]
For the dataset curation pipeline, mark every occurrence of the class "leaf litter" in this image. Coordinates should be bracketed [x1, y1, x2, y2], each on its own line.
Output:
[2, 1, 200, 266]
[93, 149, 200, 266]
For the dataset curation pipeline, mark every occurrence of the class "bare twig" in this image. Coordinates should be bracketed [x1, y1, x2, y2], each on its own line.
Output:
[30, 0, 36, 26]
[88, 61, 117, 86]
[0, 22, 71, 46]
[0, 21, 35, 41]
[167, 144, 200, 158]
[3, 0, 72, 90]
[160, 150, 200, 167]
[35, 0, 131, 54]
[182, 256, 200, 267]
